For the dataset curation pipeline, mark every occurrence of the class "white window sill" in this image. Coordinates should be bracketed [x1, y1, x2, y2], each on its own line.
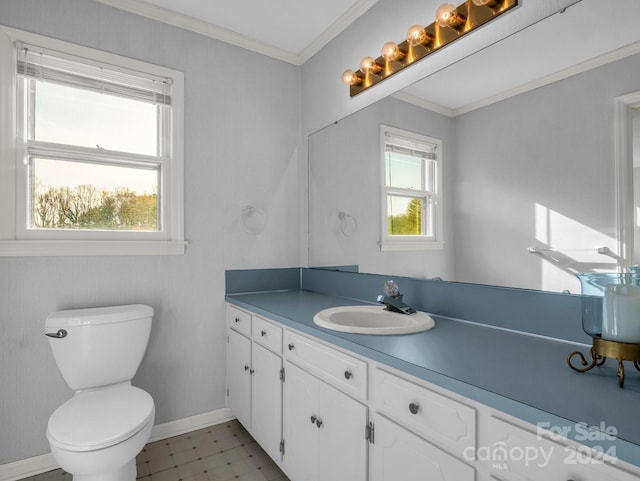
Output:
[0, 240, 187, 257]
[380, 240, 444, 252]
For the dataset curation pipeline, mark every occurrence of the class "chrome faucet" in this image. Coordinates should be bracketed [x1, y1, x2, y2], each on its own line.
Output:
[377, 280, 416, 315]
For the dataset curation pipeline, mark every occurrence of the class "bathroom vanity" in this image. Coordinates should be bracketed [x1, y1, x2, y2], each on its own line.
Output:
[225, 269, 640, 481]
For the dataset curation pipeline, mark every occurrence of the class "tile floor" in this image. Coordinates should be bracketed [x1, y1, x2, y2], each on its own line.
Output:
[21, 420, 290, 481]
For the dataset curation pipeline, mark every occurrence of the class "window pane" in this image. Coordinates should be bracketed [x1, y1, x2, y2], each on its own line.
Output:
[387, 195, 425, 236]
[385, 151, 424, 189]
[32, 81, 158, 155]
[31, 158, 159, 231]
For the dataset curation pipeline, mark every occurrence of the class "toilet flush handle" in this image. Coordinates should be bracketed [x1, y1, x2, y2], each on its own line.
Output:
[45, 329, 68, 339]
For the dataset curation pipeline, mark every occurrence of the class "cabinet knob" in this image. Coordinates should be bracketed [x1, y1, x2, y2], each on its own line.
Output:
[235, 317, 240, 323]
[249, 368, 255, 374]
[344, 370, 352, 380]
[316, 419, 323, 428]
[261, 330, 267, 337]
[288, 343, 295, 351]
[244, 365, 250, 371]
[409, 402, 420, 415]
[310, 415, 317, 424]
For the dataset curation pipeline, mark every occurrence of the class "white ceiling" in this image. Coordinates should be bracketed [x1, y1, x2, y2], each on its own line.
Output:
[97, 0, 640, 113]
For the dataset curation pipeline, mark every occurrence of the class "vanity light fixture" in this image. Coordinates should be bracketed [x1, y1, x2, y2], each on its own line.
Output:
[342, 0, 518, 96]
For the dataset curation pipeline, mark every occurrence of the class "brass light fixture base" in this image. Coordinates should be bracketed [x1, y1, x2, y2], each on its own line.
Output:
[347, 0, 518, 97]
[567, 336, 640, 388]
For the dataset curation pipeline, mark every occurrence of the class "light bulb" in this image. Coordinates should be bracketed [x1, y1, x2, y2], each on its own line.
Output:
[435, 3, 465, 29]
[406, 25, 427, 47]
[341, 69, 361, 86]
[359, 56, 381, 74]
[381, 42, 403, 62]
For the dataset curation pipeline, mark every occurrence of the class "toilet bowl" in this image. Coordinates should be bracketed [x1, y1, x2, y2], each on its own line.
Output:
[45, 305, 155, 481]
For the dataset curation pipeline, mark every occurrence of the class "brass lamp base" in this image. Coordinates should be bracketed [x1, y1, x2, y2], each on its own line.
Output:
[568, 336, 640, 388]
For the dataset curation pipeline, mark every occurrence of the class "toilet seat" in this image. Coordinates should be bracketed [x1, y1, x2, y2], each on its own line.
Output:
[47, 385, 154, 452]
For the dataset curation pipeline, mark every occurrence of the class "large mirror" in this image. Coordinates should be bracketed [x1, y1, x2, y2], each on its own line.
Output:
[308, 0, 640, 293]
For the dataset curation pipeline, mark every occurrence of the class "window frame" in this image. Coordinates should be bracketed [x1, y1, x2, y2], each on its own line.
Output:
[379, 124, 443, 252]
[0, 26, 185, 256]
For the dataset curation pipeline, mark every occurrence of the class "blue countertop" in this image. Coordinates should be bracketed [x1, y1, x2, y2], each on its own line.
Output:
[226, 289, 640, 467]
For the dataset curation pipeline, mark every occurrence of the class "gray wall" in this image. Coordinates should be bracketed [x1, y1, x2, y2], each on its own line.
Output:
[0, 0, 301, 464]
[308, 96, 455, 279]
[453, 53, 640, 292]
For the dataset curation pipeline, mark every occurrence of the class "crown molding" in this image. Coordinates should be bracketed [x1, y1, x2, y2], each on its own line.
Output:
[95, 0, 300, 63]
[296, 0, 379, 65]
[96, 0, 378, 66]
[390, 91, 456, 118]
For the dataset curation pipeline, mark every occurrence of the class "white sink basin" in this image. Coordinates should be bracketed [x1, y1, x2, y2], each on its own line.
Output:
[313, 305, 435, 335]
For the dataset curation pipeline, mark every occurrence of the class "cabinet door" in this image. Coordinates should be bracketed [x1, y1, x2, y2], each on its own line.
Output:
[283, 361, 319, 481]
[227, 329, 252, 429]
[317, 381, 368, 481]
[251, 342, 282, 462]
[372, 414, 475, 481]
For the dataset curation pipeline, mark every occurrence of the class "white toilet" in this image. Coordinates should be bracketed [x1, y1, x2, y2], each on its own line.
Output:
[45, 304, 156, 481]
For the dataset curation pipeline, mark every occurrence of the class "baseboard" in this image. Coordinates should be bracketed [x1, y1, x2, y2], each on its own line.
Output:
[0, 408, 234, 481]
[148, 407, 233, 443]
[0, 454, 58, 481]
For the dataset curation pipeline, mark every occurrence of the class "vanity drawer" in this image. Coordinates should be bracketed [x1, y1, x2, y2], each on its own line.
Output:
[227, 304, 251, 337]
[284, 330, 367, 399]
[488, 416, 638, 481]
[252, 315, 282, 353]
[373, 368, 476, 456]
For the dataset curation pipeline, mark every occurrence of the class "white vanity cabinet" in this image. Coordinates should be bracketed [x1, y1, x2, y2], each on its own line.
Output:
[226, 305, 283, 462]
[225, 302, 640, 481]
[282, 330, 368, 481]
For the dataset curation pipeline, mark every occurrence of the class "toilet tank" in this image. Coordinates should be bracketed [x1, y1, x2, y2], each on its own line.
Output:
[45, 304, 154, 391]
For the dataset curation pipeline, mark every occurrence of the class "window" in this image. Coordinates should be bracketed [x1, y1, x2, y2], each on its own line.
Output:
[380, 125, 443, 251]
[0, 27, 185, 256]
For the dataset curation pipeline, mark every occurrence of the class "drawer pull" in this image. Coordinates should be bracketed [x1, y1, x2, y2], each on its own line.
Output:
[288, 343, 295, 351]
[310, 415, 317, 424]
[409, 402, 420, 415]
[261, 330, 267, 337]
[235, 317, 241, 323]
[344, 370, 352, 380]
[316, 419, 323, 428]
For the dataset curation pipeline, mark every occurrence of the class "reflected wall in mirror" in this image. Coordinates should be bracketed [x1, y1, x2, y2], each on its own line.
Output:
[309, 96, 455, 281]
[309, 1, 640, 293]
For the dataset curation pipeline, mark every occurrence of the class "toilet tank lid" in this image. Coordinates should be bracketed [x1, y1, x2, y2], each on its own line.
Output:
[46, 304, 154, 328]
